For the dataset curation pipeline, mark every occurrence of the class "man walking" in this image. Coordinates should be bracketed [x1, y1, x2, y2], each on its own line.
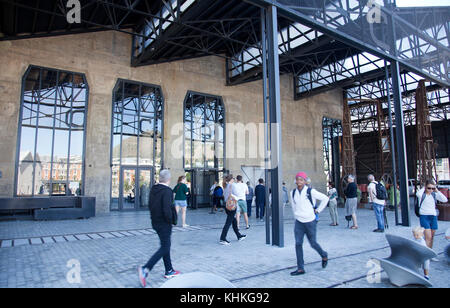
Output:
[138, 170, 180, 288]
[246, 181, 254, 218]
[368, 174, 386, 233]
[233, 175, 250, 230]
[290, 172, 329, 276]
[255, 179, 266, 221]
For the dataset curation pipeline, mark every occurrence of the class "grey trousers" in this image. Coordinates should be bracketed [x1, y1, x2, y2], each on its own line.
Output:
[294, 220, 328, 270]
[328, 199, 339, 225]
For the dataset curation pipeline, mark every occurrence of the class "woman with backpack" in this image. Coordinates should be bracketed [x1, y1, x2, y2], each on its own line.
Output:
[219, 175, 246, 246]
[173, 176, 190, 228]
[416, 179, 448, 259]
[368, 174, 388, 233]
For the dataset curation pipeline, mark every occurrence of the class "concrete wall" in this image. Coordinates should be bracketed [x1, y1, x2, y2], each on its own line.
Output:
[0, 31, 343, 213]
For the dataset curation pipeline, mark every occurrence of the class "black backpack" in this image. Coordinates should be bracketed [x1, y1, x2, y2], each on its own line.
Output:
[375, 182, 388, 200]
[414, 192, 436, 217]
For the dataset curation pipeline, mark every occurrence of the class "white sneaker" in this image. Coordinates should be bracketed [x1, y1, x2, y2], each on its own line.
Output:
[182, 224, 190, 228]
[431, 257, 439, 262]
[220, 240, 231, 246]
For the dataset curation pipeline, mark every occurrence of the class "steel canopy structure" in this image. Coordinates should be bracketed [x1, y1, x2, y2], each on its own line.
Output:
[1, 0, 450, 245]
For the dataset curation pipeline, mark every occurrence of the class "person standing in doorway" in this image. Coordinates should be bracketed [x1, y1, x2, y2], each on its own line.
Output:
[255, 179, 266, 221]
[246, 181, 254, 218]
[367, 174, 386, 233]
[173, 176, 190, 228]
[209, 181, 218, 214]
[328, 182, 339, 226]
[416, 179, 448, 261]
[290, 172, 329, 276]
[138, 170, 180, 288]
[220, 175, 246, 245]
[233, 175, 250, 230]
[212, 183, 224, 213]
[344, 175, 358, 230]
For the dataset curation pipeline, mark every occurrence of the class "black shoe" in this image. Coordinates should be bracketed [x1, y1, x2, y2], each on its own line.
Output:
[373, 229, 384, 233]
[322, 258, 328, 269]
[290, 269, 306, 276]
[238, 235, 247, 241]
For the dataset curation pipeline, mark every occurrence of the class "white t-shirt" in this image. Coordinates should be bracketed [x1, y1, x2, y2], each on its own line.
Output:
[416, 188, 448, 216]
[368, 182, 386, 206]
[232, 182, 248, 201]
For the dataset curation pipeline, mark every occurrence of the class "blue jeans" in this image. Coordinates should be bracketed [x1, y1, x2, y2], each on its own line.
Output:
[294, 220, 328, 271]
[372, 203, 385, 231]
[246, 200, 252, 217]
[255, 202, 265, 218]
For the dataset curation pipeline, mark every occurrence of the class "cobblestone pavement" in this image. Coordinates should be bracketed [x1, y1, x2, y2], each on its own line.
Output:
[0, 206, 449, 288]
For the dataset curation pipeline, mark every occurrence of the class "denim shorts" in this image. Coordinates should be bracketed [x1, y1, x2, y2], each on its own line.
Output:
[174, 200, 188, 207]
[420, 215, 438, 230]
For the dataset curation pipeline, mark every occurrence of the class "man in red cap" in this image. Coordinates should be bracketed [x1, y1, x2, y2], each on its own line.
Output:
[290, 172, 329, 276]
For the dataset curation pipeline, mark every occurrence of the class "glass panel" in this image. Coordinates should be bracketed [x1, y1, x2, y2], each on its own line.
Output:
[122, 168, 136, 210]
[70, 130, 84, 159]
[68, 163, 83, 196]
[139, 169, 152, 209]
[17, 162, 35, 196]
[139, 118, 154, 166]
[36, 128, 53, 165]
[19, 127, 36, 158]
[155, 137, 162, 169]
[53, 129, 69, 161]
[51, 159, 67, 195]
[193, 140, 204, 168]
[205, 141, 215, 169]
[121, 135, 138, 165]
[111, 165, 120, 211]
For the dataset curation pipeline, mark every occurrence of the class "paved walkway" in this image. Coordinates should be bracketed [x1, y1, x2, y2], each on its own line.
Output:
[0, 206, 449, 288]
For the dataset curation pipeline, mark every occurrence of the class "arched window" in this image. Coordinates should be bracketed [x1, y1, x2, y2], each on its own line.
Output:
[15, 66, 88, 196]
[111, 80, 164, 211]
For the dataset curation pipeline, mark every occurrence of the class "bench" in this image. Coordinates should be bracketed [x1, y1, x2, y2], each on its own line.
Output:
[374, 234, 436, 287]
[0, 196, 95, 220]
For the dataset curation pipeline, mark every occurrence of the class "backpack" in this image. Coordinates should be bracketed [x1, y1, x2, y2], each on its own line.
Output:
[375, 182, 388, 200]
[292, 187, 319, 221]
[214, 186, 223, 197]
[414, 192, 436, 217]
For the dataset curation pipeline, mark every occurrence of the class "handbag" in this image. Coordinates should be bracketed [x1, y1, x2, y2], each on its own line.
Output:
[171, 205, 178, 226]
[226, 197, 237, 211]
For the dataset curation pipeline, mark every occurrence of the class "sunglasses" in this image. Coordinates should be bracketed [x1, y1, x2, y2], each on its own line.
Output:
[426, 187, 435, 190]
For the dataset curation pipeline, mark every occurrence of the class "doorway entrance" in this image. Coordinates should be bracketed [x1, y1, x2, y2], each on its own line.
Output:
[187, 170, 219, 209]
[119, 166, 154, 211]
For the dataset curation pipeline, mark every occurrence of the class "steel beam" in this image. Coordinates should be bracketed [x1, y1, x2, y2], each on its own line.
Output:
[391, 60, 411, 227]
[264, 4, 284, 247]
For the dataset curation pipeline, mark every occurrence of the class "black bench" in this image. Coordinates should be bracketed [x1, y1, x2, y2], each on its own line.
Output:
[0, 196, 95, 220]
